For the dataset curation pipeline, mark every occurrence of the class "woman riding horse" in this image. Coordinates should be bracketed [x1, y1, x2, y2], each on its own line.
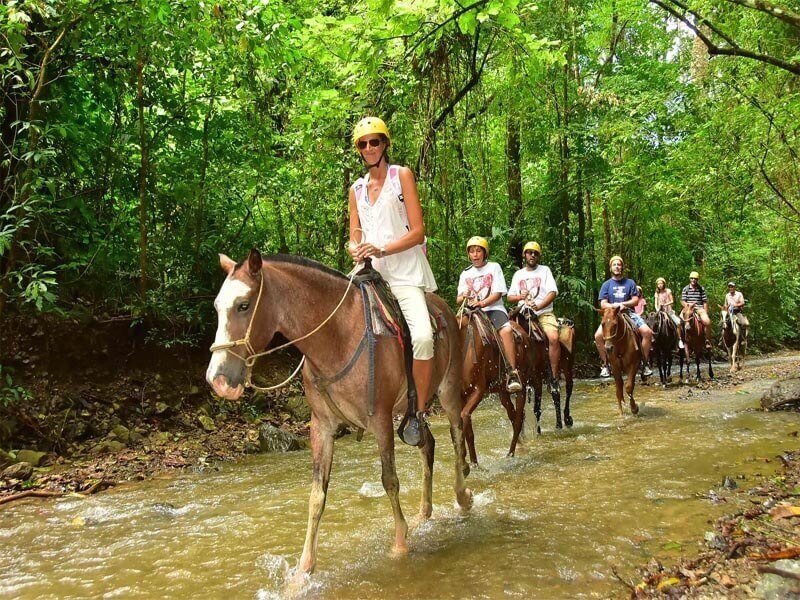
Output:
[347, 116, 437, 445]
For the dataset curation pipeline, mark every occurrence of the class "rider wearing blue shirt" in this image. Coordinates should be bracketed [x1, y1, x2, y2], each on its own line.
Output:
[594, 255, 653, 378]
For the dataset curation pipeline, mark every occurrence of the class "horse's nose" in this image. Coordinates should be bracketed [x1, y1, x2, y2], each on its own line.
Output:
[604, 343, 613, 352]
[206, 353, 245, 400]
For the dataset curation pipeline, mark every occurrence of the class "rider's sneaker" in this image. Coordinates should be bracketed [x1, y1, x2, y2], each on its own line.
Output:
[506, 369, 523, 393]
[600, 365, 611, 378]
[400, 412, 427, 447]
[678, 339, 685, 349]
[643, 365, 653, 377]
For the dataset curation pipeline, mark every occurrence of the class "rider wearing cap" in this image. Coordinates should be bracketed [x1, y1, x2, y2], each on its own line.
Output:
[348, 116, 436, 442]
[457, 236, 523, 393]
[507, 241, 561, 384]
[594, 255, 653, 378]
[680, 271, 712, 347]
[654, 277, 684, 349]
[724, 282, 749, 329]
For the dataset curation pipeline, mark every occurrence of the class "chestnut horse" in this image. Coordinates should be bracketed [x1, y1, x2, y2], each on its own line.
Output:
[680, 310, 714, 382]
[515, 308, 575, 435]
[598, 306, 642, 416]
[719, 307, 747, 373]
[206, 250, 472, 580]
[458, 308, 532, 462]
[646, 310, 678, 385]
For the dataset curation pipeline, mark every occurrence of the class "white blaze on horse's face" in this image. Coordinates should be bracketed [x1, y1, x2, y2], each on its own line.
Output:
[205, 276, 252, 399]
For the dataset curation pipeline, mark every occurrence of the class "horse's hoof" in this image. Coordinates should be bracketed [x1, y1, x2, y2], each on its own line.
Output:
[555, 422, 563, 430]
[564, 415, 574, 427]
[536, 426, 542, 435]
[458, 488, 474, 510]
[284, 569, 312, 598]
[391, 543, 409, 557]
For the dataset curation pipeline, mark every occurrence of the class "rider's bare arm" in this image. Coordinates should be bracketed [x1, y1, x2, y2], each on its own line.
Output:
[476, 291, 502, 308]
[536, 291, 557, 311]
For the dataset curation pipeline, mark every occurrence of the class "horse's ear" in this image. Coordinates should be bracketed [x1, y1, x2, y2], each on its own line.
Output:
[595, 307, 604, 313]
[247, 248, 263, 277]
[219, 254, 236, 275]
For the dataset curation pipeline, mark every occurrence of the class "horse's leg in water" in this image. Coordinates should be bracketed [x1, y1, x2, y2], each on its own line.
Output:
[498, 389, 516, 423]
[416, 421, 435, 520]
[533, 366, 543, 434]
[461, 382, 483, 466]
[626, 355, 639, 415]
[374, 416, 409, 554]
[562, 349, 574, 427]
[707, 345, 715, 379]
[438, 372, 472, 508]
[296, 413, 335, 576]
[612, 362, 625, 416]
[506, 388, 526, 457]
[547, 361, 563, 430]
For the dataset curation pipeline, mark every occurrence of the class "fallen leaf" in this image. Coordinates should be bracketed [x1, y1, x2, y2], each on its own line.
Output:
[657, 577, 681, 591]
[769, 505, 800, 520]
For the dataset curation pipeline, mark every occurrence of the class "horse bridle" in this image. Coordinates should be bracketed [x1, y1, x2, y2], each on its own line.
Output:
[209, 266, 358, 391]
[602, 311, 623, 343]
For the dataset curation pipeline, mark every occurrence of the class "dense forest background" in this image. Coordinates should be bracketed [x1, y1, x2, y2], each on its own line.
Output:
[2, 0, 799, 358]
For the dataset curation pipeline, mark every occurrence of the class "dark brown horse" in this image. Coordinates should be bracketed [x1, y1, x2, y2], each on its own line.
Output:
[458, 308, 532, 462]
[680, 310, 714, 382]
[206, 250, 472, 581]
[646, 310, 678, 385]
[599, 306, 641, 416]
[719, 307, 748, 373]
[515, 308, 575, 434]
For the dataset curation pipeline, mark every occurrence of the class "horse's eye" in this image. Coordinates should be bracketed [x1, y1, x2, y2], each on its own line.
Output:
[237, 302, 250, 312]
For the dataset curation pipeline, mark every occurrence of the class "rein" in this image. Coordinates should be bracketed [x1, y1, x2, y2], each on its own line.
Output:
[209, 266, 359, 392]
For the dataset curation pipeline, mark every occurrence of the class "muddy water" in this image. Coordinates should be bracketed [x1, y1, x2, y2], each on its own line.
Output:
[2, 373, 798, 599]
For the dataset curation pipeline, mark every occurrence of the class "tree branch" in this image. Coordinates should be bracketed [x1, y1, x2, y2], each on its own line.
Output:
[722, 0, 800, 30]
[650, 0, 800, 75]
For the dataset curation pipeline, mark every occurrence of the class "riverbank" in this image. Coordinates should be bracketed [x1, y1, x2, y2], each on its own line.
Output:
[628, 358, 800, 598]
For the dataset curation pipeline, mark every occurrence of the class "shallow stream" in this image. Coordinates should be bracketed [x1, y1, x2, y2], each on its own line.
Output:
[2, 369, 798, 599]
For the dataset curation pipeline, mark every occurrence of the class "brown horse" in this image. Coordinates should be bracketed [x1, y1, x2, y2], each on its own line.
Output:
[515, 308, 575, 434]
[680, 310, 714, 381]
[719, 306, 748, 373]
[206, 250, 472, 580]
[598, 306, 641, 416]
[458, 308, 532, 462]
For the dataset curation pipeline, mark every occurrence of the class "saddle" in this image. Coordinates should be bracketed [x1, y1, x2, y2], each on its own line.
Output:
[619, 311, 641, 351]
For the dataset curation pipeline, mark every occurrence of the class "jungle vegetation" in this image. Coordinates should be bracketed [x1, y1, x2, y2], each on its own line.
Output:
[2, 0, 799, 358]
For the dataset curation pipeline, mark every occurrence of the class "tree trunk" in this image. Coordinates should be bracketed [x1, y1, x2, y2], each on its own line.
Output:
[137, 53, 150, 298]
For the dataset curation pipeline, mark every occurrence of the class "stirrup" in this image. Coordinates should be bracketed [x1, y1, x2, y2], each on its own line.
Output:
[397, 411, 426, 447]
[507, 369, 523, 393]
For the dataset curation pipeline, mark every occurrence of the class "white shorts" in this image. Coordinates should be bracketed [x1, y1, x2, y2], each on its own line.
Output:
[392, 285, 435, 360]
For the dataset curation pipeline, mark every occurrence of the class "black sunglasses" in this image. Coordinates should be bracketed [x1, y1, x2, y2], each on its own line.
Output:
[357, 139, 382, 149]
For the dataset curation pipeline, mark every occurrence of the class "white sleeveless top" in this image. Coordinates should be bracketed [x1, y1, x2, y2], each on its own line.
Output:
[353, 166, 437, 292]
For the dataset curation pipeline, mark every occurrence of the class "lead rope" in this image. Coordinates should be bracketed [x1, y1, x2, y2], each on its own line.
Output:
[210, 264, 361, 392]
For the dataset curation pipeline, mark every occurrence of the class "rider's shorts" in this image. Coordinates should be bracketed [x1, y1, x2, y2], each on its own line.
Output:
[537, 311, 559, 333]
[485, 309, 511, 330]
[629, 311, 646, 329]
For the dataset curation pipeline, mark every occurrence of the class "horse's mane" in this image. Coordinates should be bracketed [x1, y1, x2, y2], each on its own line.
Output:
[262, 253, 351, 283]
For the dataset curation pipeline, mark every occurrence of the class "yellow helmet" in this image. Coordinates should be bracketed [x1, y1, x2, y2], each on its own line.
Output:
[656, 277, 666, 286]
[352, 117, 390, 147]
[689, 271, 700, 279]
[522, 241, 542, 256]
[466, 236, 489, 254]
[609, 255, 624, 267]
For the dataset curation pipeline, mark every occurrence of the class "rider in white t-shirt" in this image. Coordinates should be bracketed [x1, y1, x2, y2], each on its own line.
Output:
[456, 236, 522, 393]
[508, 241, 561, 383]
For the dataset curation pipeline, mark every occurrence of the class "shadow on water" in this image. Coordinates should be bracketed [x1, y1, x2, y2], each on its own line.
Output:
[1, 366, 798, 599]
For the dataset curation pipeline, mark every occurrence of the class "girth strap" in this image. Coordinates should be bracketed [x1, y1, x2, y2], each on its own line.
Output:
[352, 260, 418, 420]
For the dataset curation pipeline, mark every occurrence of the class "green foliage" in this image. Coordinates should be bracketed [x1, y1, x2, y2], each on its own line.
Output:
[0, 0, 797, 357]
[0, 365, 31, 408]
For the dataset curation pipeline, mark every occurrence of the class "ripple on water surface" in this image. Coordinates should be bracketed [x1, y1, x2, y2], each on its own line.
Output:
[1, 375, 799, 598]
